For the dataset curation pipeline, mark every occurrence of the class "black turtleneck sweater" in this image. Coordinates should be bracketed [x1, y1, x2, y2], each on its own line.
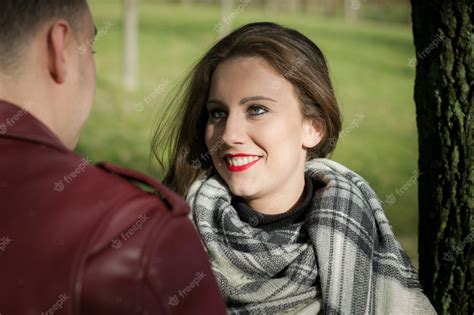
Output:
[231, 175, 314, 231]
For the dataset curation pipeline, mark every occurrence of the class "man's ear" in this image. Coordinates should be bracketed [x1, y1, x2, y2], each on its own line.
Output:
[302, 118, 324, 149]
[47, 20, 71, 84]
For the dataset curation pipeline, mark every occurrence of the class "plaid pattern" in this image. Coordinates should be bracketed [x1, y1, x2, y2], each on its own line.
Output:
[187, 158, 436, 314]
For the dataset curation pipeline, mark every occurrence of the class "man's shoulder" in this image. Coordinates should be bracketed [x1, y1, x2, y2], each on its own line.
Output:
[49, 153, 154, 199]
[94, 161, 185, 211]
[65, 156, 185, 212]
[0, 134, 187, 214]
[69, 157, 189, 216]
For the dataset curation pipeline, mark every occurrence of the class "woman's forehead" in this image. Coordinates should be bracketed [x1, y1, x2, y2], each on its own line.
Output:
[209, 57, 295, 100]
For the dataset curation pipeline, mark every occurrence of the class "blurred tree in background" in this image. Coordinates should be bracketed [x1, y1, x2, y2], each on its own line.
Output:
[218, 0, 234, 37]
[411, 0, 473, 313]
[123, 0, 139, 90]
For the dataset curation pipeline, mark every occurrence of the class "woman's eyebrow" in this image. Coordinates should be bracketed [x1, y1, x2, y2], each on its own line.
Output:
[206, 99, 226, 107]
[207, 96, 276, 107]
[240, 96, 276, 104]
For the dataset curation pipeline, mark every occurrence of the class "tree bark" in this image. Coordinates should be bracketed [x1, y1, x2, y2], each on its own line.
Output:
[123, 0, 139, 90]
[411, 0, 473, 314]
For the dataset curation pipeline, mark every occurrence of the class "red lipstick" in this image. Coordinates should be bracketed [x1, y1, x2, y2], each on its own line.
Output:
[223, 154, 262, 172]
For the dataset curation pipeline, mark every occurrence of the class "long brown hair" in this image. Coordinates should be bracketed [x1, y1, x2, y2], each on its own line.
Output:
[151, 22, 342, 197]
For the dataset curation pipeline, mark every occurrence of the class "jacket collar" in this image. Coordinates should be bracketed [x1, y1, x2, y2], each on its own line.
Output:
[0, 100, 68, 152]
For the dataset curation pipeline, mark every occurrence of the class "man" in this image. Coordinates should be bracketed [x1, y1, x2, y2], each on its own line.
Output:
[0, 1, 226, 314]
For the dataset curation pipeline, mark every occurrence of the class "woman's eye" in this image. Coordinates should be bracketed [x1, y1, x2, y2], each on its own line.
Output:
[208, 109, 227, 121]
[248, 105, 268, 116]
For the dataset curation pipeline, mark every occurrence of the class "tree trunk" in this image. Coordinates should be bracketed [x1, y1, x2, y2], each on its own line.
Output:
[123, 0, 139, 90]
[218, 0, 234, 38]
[411, 0, 473, 314]
[302, 0, 321, 14]
[265, 0, 280, 12]
[287, 0, 301, 13]
[322, 0, 339, 17]
[344, 0, 358, 23]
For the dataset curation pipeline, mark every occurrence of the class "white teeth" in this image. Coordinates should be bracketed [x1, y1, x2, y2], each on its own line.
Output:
[225, 156, 260, 166]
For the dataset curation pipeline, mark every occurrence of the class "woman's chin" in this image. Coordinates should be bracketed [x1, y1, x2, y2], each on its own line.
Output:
[228, 183, 258, 200]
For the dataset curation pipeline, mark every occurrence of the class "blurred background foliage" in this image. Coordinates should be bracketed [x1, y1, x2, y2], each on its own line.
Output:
[79, 0, 420, 265]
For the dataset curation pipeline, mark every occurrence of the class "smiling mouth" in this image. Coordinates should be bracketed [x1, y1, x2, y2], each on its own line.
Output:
[224, 156, 262, 172]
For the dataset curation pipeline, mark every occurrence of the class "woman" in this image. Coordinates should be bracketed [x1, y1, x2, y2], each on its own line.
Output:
[152, 22, 436, 314]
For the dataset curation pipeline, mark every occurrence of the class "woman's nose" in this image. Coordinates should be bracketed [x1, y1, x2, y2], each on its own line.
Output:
[221, 113, 246, 145]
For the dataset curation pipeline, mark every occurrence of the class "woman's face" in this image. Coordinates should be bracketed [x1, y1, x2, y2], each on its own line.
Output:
[205, 56, 322, 213]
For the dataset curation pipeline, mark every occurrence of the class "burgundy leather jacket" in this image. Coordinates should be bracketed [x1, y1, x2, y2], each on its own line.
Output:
[0, 100, 227, 315]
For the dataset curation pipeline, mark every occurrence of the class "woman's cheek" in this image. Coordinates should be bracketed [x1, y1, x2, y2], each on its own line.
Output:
[204, 125, 214, 150]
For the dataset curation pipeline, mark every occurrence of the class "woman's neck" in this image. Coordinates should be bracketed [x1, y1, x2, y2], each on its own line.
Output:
[245, 173, 306, 215]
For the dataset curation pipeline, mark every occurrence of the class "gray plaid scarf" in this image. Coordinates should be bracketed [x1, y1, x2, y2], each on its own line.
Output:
[187, 158, 436, 314]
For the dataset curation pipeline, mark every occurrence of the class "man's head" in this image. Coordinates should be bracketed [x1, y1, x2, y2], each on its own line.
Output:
[0, 0, 97, 149]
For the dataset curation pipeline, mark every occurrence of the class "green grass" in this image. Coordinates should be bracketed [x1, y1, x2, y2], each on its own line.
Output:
[79, 0, 420, 267]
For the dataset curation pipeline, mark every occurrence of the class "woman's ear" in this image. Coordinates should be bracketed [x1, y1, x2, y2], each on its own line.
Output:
[302, 118, 323, 149]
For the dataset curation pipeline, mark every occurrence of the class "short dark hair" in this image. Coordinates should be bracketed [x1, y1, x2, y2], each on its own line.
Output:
[0, 0, 88, 72]
[152, 22, 342, 197]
